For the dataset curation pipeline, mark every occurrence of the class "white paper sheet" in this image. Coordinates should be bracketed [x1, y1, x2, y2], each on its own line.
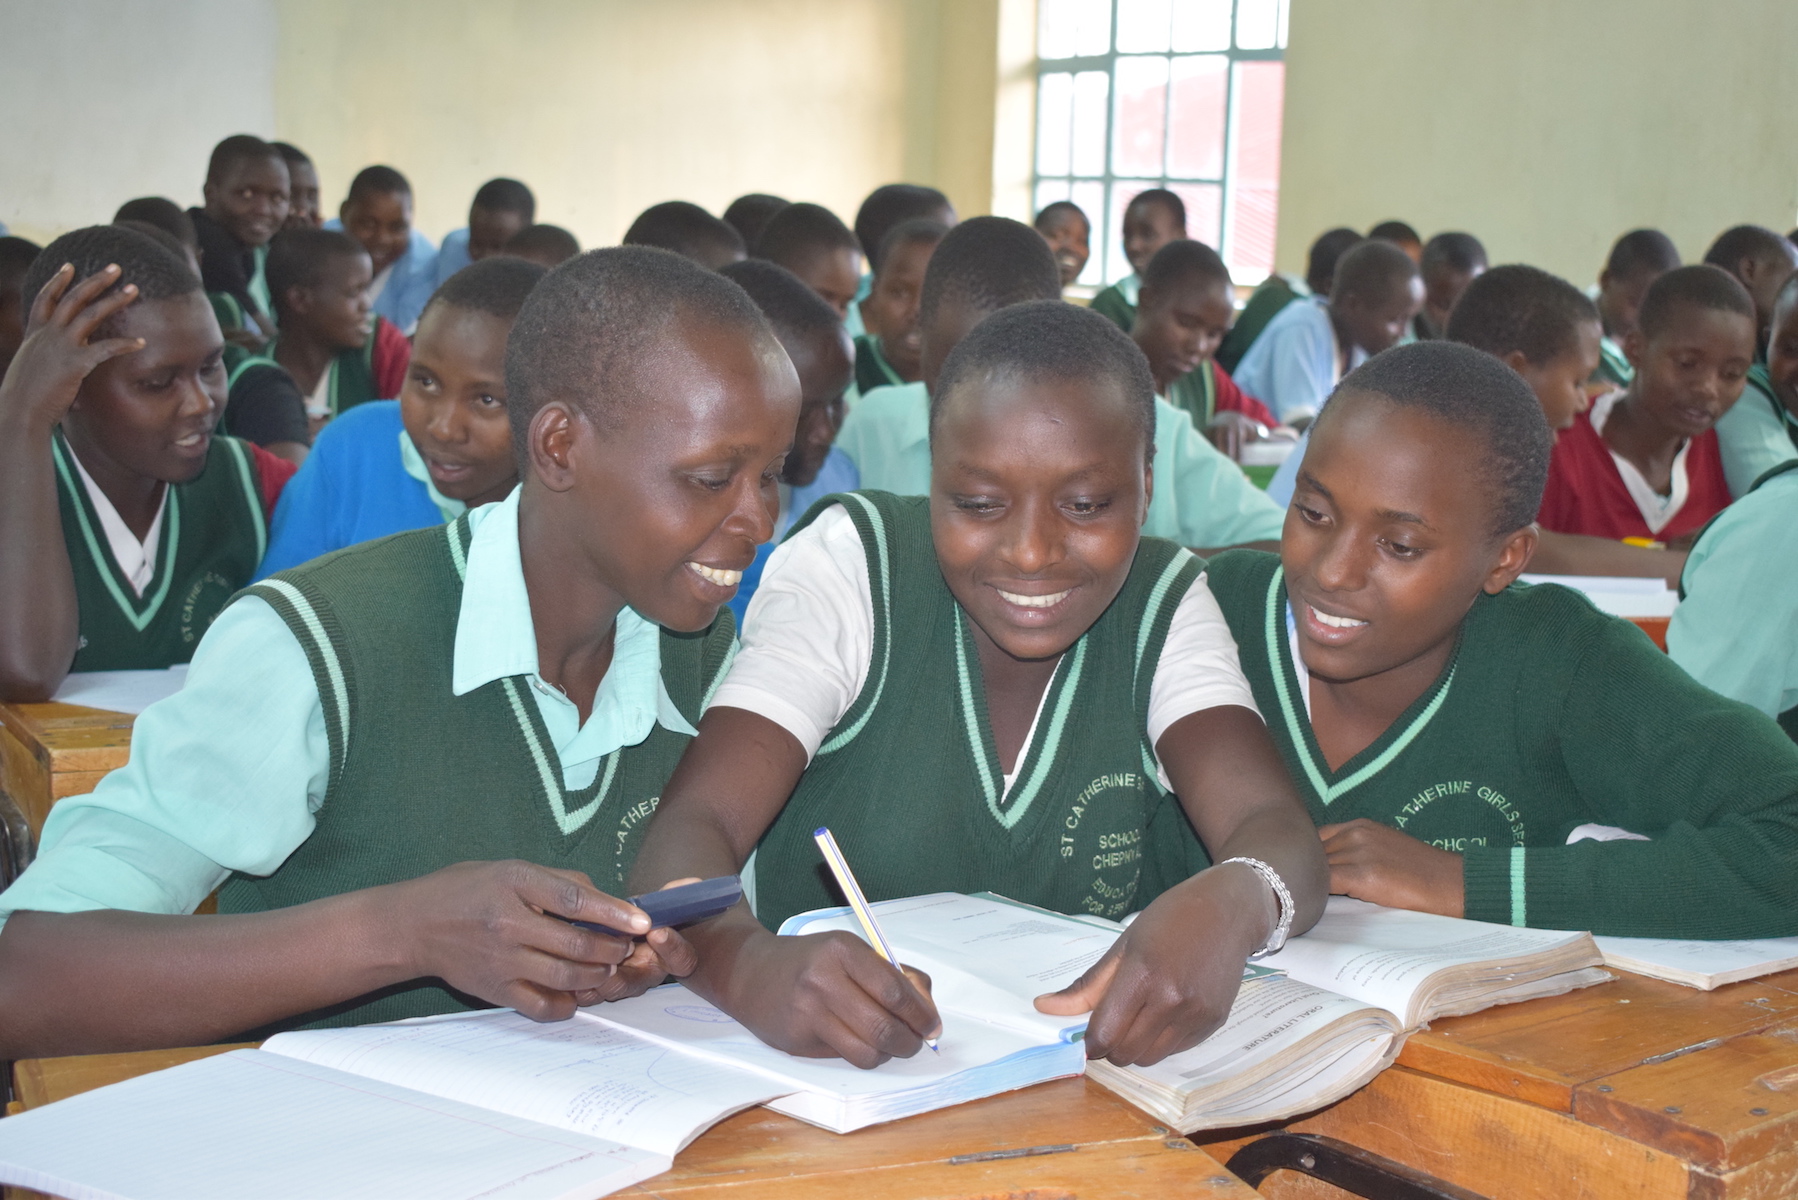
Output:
[51, 666, 188, 714]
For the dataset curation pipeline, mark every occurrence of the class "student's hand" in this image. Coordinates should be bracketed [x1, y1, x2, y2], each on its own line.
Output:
[0, 264, 144, 434]
[1034, 863, 1273, 1067]
[570, 878, 707, 1006]
[718, 927, 940, 1069]
[1319, 819, 1465, 917]
[1205, 411, 1268, 460]
[388, 859, 654, 1023]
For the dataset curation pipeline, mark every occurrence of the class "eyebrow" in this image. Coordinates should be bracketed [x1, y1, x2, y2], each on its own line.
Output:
[947, 459, 1116, 482]
[1299, 471, 1433, 528]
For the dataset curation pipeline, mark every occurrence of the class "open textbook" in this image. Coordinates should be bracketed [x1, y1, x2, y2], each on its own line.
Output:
[1594, 933, 1798, 989]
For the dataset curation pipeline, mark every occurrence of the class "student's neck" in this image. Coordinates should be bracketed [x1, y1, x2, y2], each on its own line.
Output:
[1600, 389, 1682, 487]
[516, 486, 627, 726]
[968, 620, 1061, 775]
[273, 325, 339, 395]
[1305, 636, 1457, 773]
[63, 423, 167, 542]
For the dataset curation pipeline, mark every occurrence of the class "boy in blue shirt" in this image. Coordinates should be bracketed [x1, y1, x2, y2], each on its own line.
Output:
[435, 178, 536, 286]
[259, 256, 548, 575]
[330, 166, 437, 334]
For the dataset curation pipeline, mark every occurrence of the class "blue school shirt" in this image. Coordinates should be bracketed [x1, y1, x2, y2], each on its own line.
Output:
[1232, 296, 1363, 425]
[323, 220, 438, 334]
[727, 447, 859, 624]
[257, 401, 469, 577]
[434, 227, 472, 287]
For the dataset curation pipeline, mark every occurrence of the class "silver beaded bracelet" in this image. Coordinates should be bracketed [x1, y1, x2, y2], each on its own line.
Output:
[1219, 856, 1294, 958]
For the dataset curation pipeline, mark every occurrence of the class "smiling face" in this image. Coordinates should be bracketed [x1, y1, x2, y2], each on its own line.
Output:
[779, 324, 854, 487]
[1284, 393, 1533, 691]
[789, 246, 864, 319]
[64, 292, 228, 484]
[1132, 275, 1235, 394]
[284, 158, 321, 230]
[1509, 319, 1603, 432]
[400, 304, 519, 505]
[340, 188, 414, 275]
[931, 371, 1149, 662]
[1623, 302, 1756, 440]
[468, 205, 531, 262]
[862, 237, 938, 380]
[1767, 296, 1798, 419]
[1122, 200, 1183, 277]
[1038, 210, 1090, 286]
[203, 154, 291, 248]
[290, 250, 374, 349]
[541, 312, 800, 632]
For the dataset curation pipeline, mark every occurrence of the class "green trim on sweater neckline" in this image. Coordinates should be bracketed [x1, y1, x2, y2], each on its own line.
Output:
[52, 429, 183, 632]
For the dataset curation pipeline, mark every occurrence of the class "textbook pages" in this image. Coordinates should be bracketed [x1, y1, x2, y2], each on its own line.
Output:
[1593, 933, 1798, 990]
[1084, 896, 1609, 1133]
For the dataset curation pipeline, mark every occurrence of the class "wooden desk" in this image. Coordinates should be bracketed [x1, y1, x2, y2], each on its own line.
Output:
[1630, 614, 1671, 651]
[1200, 967, 1798, 1199]
[0, 703, 134, 840]
[8, 1048, 1256, 1200]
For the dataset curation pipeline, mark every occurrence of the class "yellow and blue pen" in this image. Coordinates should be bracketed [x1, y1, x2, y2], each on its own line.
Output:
[813, 826, 940, 1052]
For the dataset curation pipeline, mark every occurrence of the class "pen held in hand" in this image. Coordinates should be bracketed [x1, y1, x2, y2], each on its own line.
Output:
[813, 826, 941, 1052]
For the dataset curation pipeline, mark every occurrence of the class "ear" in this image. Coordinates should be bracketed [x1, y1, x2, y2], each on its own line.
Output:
[284, 284, 312, 319]
[1500, 349, 1532, 375]
[1482, 524, 1538, 594]
[1136, 282, 1159, 313]
[1622, 327, 1645, 370]
[339, 199, 353, 224]
[527, 401, 581, 493]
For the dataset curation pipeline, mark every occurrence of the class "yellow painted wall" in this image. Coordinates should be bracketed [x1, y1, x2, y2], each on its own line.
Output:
[1275, 0, 1798, 285]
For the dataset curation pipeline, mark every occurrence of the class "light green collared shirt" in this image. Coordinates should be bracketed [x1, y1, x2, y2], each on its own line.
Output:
[0, 488, 697, 927]
[1713, 383, 1797, 499]
[398, 428, 468, 523]
[834, 381, 931, 495]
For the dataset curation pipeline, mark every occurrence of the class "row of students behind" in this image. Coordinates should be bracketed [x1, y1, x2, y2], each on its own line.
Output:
[2, 205, 1798, 1073]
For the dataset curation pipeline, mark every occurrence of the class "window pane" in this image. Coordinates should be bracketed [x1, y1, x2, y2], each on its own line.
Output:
[1167, 182, 1223, 250]
[1036, 73, 1074, 177]
[1171, 0, 1232, 52]
[1166, 54, 1227, 179]
[1114, 0, 1170, 53]
[1034, 179, 1072, 216]
[1106, 179, 1156, 282]
[1071, 70, 1110, 176]
[1111, 56, 1168, 178]
[1224, 60, 1284, 280]
[1071, 180, 1107, 285]
[1277, 0, 1291, 48]
[1040, 0, 1113, 58]
[1235, 0, 1279, 49]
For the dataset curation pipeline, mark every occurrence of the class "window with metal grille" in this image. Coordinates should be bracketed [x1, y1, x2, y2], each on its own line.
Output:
[1034, 0, 1288, 288]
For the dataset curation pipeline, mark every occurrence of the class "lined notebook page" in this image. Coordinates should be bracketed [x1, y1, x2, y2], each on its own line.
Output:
[0, 1049, 667, 1200]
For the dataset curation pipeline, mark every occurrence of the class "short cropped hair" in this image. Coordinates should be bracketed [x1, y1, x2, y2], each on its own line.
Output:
[1141, 239, 1232, 295]
[1127, 188, 1186, 229]
[113, 221, 198, 279]
[854, 184, 953, 267]
[1422, 232, 1487, 276]
[754, 202, 861, 269]
[1605, 229, 1680, 281]
[21, 225, 201, 338]
[931, 299, 1155, 457]
[1775, 271, 1798, 322]
[264, 228, 367, 316]
[1369, 220, 1421, 246]
[423, 255, 547, 327]
[1446, 265, 1598, 367]
[918, 216, 1062, 328]
[473, 178, 535, 220]
[1704, 224, 1797, 273]
[722, 194, 789, 249]
[718, 259, 842, 347]
[1306, 228, 1363, 293]
[1322, 341, 1552, 537]
[623, 201, 744, 267]
[505, 224, 581, 266]
[1637, 264, 1757, 341]
[346, 165, 411, 202]
[1331, 239, 1420, 303]
[875, 218, 949, 278]
[206, 134, 281, 185]
[273, 141, 312, 169]
[1034, 200, 1089, 233]
[113, 197, 198, 249]
[505, 246, 774, 451]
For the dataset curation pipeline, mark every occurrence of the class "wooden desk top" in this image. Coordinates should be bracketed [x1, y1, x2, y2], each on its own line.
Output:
[8, 1046, 1255, 1200]
[0, 702, 135, 837]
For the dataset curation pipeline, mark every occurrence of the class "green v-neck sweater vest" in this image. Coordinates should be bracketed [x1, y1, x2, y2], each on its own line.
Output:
[53, 429, 268, 671]
[1205, 549, 1798, 938]
[751, 491, 1209, 931]
[217, 515, 736, 1028]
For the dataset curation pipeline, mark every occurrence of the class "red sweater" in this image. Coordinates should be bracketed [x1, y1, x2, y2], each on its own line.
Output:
[248, 443, 299, 518]
[1537, 407, 1731, 542]
[1213, 362, 1281, 429]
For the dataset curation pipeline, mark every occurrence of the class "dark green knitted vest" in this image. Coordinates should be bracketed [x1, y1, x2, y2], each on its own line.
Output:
[752, 491, 1209, 931]
[218, 514, 736, 1028]
[52, 429, 267, 671]
[262, 334, 379, 418]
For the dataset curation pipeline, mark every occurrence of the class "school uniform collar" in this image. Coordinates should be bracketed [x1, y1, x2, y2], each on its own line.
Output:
[451, 488, 698, 738]
[397, 428, 468, 523]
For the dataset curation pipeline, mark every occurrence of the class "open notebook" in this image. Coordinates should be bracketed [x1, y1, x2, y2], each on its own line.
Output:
[1593, 934, 1798, 989]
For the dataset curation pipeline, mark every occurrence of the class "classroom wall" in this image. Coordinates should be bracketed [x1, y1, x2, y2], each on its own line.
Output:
[1275, 0, 1798, 285]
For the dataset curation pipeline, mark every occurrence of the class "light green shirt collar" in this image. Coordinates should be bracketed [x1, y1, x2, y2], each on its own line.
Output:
[398, 428, 469, 523]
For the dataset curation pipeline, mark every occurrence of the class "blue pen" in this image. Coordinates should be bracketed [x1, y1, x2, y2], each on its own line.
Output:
[813, 826, 940, 1053]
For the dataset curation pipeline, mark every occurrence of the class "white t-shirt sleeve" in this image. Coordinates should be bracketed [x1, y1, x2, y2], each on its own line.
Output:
[1146, 569, 1263, 789]
[706, 505, 874, 760]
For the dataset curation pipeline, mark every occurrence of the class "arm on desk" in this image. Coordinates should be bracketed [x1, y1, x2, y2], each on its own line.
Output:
[1530, 528, 1686, 587]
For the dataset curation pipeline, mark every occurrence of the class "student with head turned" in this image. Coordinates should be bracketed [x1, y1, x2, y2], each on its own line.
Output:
[1090, 188, 1186, 332]
[754, 202, 864, 320]
[1593, 229, 1681, 389]
[258, 257, 547, 576]
[1217, 228, 1362, 375]
[0, 247, 800, 1057]
[622, 201, 745, 270]
[1204, 340, 1798, 938]
[0, 226, 298, 700]
[1703, 226, 1798, 493]
[435, 178, 536, 286]
[851, 184, 957, 338]
[723, 194, 789, 251]
[113, 199, 201, 279]
[1368, 220, 1422, 265]
[629, 299, 1327, 1070]
[716, 259, 857, 620]
[328, 166, 437, 334]
[189, 134, 290, 342]
[1538, 265, 1755, 547]
[505, 224, 582, 269]
[275, 143, 322, 230]
[1412, 233, 1486, 341]
[1034, 200, 1090, 289]
[1704, 225, 1798, 356]
[854, 217, 947, 393]
[0, 235, 44, 378]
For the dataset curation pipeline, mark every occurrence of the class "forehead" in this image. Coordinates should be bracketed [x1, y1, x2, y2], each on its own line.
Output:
[350, 189, 411, 217]
[1306, 395, 1495, 527]
[883, 237, 939, 274]
[110, 291, 222, 356]
[286, 159, 318, 185]
[221, 154, 287, 187]
[1160, 272, 1233, 310]
[938, 368, 1142, 455]
[415, 303, 509, 358]
[1040, 210, 1087, 234]
[1646, 302, 1756, 350]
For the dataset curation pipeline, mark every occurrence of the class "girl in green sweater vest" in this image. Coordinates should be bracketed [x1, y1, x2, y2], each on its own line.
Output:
[631, 301, 1328, 1071]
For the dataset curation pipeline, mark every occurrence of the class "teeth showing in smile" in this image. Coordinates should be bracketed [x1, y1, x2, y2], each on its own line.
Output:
[1310, 604, 1367, 630]
[997, 588, 1070, 609]
[175, 433, 205, 448]
[687, 563, 742, 587]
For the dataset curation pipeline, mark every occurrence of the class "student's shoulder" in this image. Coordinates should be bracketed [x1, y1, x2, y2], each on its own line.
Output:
[1689, 462, 1798, 568]
[849, 380, 928, 417]
[1195, 548, 1282, 618]
[1477, 579, 1662, 681]
[310, 399, 406, 458]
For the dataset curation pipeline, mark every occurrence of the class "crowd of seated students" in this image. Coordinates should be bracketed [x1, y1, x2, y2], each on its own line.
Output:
[3, 135, 1798, 1078]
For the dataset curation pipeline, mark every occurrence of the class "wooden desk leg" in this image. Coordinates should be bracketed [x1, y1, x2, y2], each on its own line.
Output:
[1227, 1133, 1490, 1200]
